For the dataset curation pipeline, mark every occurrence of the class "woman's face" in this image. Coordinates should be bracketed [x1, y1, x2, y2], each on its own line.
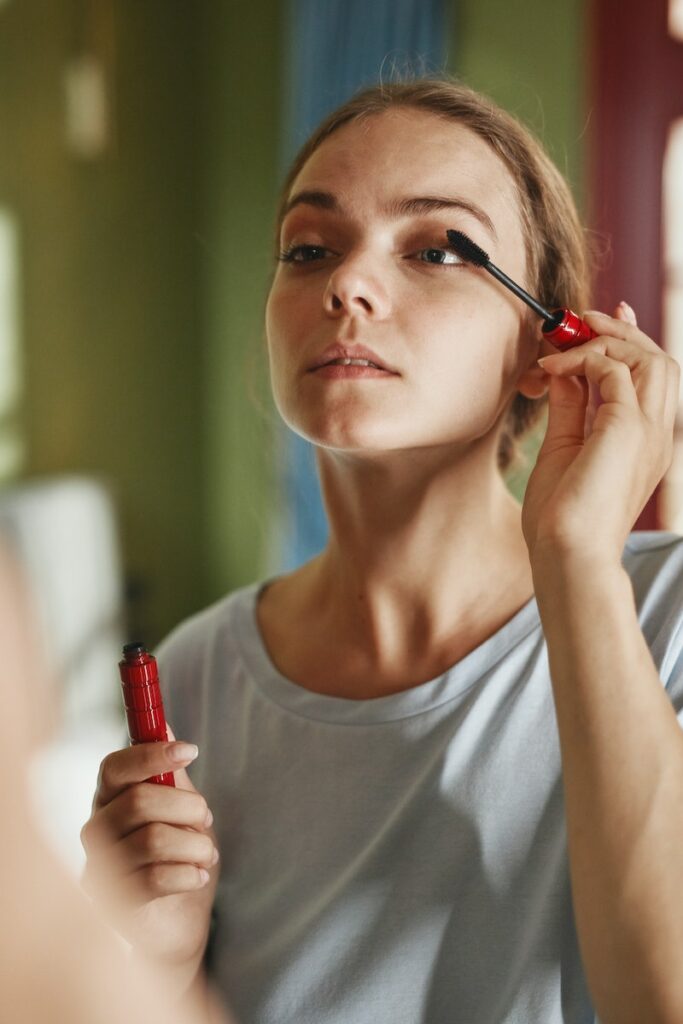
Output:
[266, 107, 542, 456]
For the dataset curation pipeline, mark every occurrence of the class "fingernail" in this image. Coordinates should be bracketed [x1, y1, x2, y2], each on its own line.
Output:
[198, 869, 210, 885]
[619, 300, 637, 324]
[205, 807, 214, 828]
[537, 357, 550, 366]
[168, 742, 198, 763]
[210, 847, 220, 865]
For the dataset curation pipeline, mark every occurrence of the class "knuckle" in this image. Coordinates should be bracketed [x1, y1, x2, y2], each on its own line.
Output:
[98, 751, 120, 790]
[141, 821, 167, 857]
[146, 862, 200, 896]
[193, 794, 209, 821]
[124, 784, 149, 820]
[199, 835, 216, 863]
[79, 820, 92, 850]
[146, 862, 171, 895]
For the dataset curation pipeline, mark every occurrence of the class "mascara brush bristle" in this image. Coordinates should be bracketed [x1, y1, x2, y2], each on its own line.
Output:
[446, 230, 490, 267]
[445, 228, 554, 322]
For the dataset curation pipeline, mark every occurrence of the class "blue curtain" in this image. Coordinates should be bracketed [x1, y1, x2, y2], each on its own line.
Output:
[275, 0, 448, 572]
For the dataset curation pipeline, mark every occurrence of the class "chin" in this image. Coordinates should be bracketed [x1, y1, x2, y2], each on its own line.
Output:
[285, 412, 412, 453]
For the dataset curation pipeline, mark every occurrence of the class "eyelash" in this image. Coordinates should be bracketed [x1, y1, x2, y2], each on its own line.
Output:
[277, 244, 464, 267]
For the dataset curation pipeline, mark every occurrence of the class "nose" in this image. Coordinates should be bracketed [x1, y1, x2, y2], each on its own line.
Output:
[322, 254, 391, 320]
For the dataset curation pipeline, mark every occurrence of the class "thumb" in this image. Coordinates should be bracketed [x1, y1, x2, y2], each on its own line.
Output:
[538, 372, 590, 456]
[165, 721, 200, 793]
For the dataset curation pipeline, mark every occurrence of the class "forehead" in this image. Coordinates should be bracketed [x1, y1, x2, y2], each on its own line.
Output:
[287, 107, 523, 244]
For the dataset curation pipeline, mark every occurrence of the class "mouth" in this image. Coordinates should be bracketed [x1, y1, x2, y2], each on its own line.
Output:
[310, 362, 396, 379]
[308, 344, 398, 374]
[319, 357, 384, 369]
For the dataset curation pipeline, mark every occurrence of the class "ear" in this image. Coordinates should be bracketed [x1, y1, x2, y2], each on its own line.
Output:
[517, 363, 549, 399]
[515, 329, 556, 399]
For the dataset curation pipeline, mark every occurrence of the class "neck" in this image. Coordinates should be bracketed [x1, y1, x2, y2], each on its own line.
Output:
[297, 437, 533, 674]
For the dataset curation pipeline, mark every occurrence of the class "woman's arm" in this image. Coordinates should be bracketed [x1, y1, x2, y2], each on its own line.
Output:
[532, 550, 683, 1024]
[521, 302, 683, 1023]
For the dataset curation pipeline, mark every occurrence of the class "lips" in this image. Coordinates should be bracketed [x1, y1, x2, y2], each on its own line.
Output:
[308, 343, 398, 373]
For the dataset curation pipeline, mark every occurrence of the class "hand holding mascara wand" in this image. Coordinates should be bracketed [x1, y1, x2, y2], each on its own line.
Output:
[446, 230, 597, 349]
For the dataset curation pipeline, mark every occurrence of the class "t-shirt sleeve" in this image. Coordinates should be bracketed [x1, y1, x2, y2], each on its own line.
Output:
[661, 621, 683, 724]
[627, 533, 683, 725]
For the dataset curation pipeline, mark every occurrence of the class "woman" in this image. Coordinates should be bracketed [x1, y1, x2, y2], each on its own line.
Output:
[82, 78, 683, 1024]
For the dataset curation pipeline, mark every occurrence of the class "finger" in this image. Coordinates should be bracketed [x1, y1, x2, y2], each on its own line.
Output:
[614, 300, 637, 326]
[94, 739, 199, 808]
[540, 350, 640, 415]
[664, 355, 682, 428]
[581, 308, 660, 352]
[541, 334, 656, 379]
[129, 861, 212, 901]
[539, 340, 669, 421]
[83, 781, 212, 853]
[119, 821, 219, 873]
[539, 373, 589, 454]
[163, 722, 199, 792]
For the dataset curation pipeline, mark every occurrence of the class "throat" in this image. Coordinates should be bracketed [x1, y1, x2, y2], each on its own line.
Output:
[255, 567, 535, 701]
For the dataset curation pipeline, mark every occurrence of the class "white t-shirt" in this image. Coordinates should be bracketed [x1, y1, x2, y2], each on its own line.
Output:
[156, 531, 683, 1024]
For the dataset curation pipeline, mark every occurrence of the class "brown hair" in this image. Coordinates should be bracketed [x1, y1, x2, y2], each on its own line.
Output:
[270, 76, 592, 473]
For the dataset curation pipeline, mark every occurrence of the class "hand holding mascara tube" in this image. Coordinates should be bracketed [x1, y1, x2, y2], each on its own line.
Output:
[119, 641, 176, 786]
[81, 647, 220, 975]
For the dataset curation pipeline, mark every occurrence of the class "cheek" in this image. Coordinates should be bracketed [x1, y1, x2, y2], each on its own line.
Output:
[414, 300, 526, 414]
[264, 288, 302, 421]
[264, 288, 292, 376]
[266, 281, 313, 354]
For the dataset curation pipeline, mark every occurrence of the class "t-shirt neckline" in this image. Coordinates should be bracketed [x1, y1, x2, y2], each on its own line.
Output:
[233, 579, 542, 725]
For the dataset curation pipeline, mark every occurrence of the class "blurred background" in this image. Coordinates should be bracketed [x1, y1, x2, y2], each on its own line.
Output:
[0, 0, 681, 872]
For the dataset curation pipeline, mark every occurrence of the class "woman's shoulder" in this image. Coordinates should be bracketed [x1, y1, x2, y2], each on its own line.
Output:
[152, 579, 270, 743]
[154, 579, 264, 674]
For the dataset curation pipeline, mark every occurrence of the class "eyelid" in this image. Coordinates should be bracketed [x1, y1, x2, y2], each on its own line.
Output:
[279, 241, 466, 264]
[278, 243, 337, 264]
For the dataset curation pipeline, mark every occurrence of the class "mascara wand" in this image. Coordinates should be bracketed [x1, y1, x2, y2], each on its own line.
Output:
[446, 230, 597, 350]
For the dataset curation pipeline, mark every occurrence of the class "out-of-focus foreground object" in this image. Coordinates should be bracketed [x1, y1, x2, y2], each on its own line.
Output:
[0, 542, 234, 1023]
[0, 474, 128, 873]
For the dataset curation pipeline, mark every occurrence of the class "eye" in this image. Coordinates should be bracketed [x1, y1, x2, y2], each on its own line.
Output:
[416, 247, 463, 266]
[278, 244, 333, 263]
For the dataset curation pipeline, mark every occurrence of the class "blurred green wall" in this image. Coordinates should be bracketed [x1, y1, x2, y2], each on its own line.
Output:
[456, 0, 588, 210]
[198, 2, 281, 612]
[0, 0, 280, 645]
[0, 0, 586, 645]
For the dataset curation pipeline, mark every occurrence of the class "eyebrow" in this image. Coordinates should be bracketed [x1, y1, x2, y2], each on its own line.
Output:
[281, 189, 498, 242]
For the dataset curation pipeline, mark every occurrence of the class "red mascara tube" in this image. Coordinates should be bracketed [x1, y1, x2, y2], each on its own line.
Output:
[541, 308, 597, 348]
[118, 641, 175, 787]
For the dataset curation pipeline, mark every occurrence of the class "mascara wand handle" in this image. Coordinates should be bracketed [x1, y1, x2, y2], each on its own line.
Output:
[542, 308, 597, 349]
